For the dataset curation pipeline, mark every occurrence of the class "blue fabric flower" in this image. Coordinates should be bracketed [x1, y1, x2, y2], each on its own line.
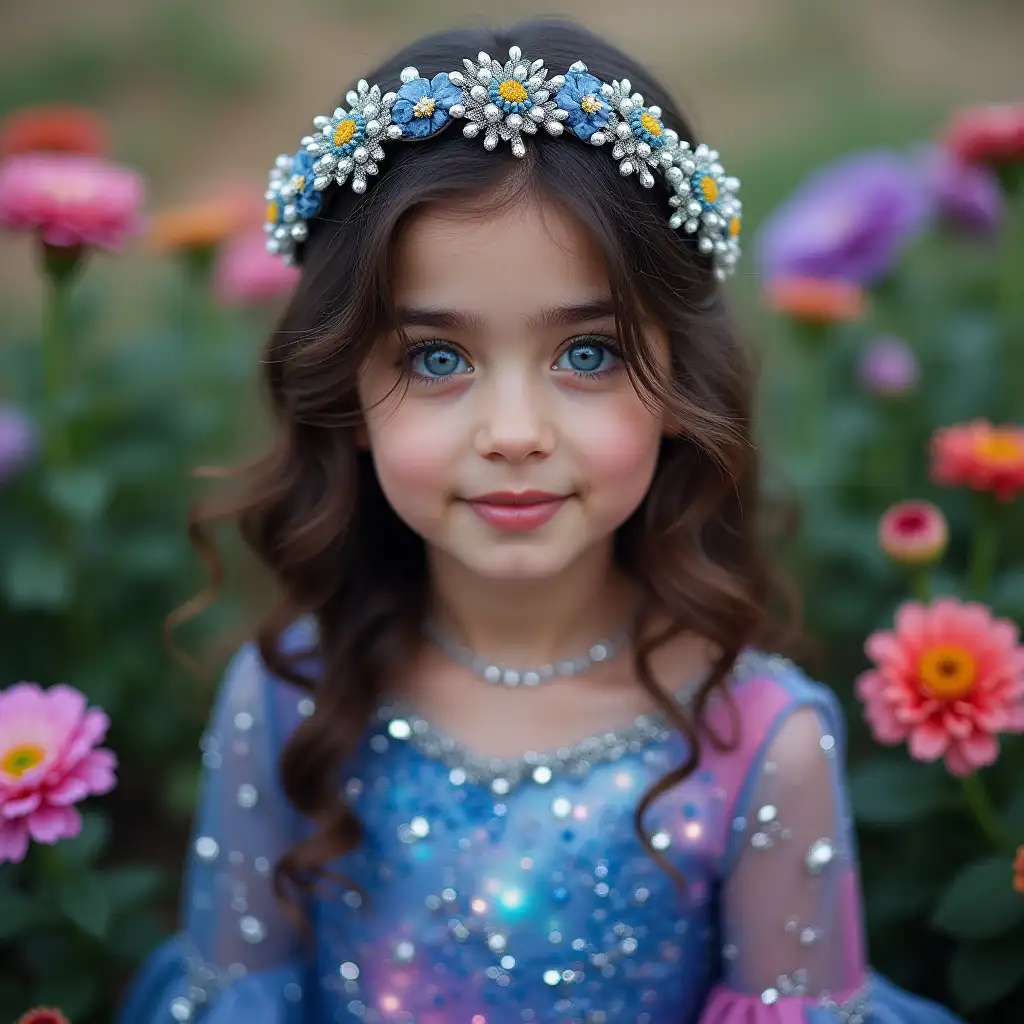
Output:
[393, 73, 463, 137]
[629, 107, 667, 149]
[555, 69, 610, 142]
[289, 150, 323, 220]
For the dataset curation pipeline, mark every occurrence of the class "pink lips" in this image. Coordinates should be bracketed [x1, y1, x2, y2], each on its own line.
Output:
[464, 490, 569, 533]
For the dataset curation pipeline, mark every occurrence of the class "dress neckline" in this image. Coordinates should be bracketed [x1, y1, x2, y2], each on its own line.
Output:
[371, 649, 771, 792]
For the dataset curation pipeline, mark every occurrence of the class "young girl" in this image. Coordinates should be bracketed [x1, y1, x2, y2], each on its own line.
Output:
[120, 20, 963, 1024]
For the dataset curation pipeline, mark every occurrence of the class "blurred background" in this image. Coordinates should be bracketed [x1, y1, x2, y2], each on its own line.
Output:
[1, 1, 1024, 1022]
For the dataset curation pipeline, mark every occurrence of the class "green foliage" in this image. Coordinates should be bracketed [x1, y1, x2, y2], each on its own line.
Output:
[0, 256, 257, 1023]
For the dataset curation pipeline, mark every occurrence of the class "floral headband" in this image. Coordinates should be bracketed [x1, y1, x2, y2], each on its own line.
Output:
[264, 45, 742, 280]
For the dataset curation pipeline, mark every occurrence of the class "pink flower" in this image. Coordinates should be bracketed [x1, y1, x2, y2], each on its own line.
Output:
[0, 152, 143, 251]
[857, 336, 919, 397]
[857, 599, 1024, 776]
[213, 228, 300, 307]
[930, 419, 1024, 502]
[0, 683, 117, 864]
[878, 501, 948, 566]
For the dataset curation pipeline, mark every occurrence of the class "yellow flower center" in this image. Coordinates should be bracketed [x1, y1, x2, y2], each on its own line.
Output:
[498, 79, 529, 105]
[640, 112, 663, 137]
[289, 174, 306, 193]
[265, 200, 279, 225]
[413, 96, 437, 118]
[918, 645, 977, 700]
[974, 430, 1024, 467]
[580, 94, 603, 115]
[333, 119, 358, 147]
[729, 216, 742, 237]
[2, 744, 45, 777]
[700, 175, 719, 204]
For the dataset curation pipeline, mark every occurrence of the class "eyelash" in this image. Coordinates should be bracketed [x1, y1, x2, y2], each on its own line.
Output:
[401, 336, 623, 385]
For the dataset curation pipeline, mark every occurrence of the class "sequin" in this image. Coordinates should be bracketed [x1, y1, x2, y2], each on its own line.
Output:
[551, 797, 572, 818]
[340, 962, 360, 980]
[170, 996, 193, 1022]
[393, 940, 415, 963]
[806, 837, 836, 875]
[533, 766, 552, 784]
[236, 783, 258, 809]
[239, 916, 266, 944]
[388, 718, 412, 740]
[820, 734, 836, 753]
[650, 830, 671, 850]
[233, 711, 254, 732]
[194, 836, 219, 862]
[297, 697, 315, 717]
[756, 804, 777, 824]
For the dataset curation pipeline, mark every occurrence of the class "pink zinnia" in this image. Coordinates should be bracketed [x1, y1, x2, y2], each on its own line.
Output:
[0, 152, 143, 251]
[857, 599, 1024, 776]
[0, 683, 117, 864]
[930, 419, 1024, 502]
[213, 228, 300, 307]
[878, 500, 948, 566]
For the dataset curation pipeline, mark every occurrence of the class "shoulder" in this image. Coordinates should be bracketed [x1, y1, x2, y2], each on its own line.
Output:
[698, 651, 844, 859]
[219, 616, 322, 742]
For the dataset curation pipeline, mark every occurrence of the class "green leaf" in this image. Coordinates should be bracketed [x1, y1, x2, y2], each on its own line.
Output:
[949, 936, 1024, 1010]
[56, 810, 110, 863]
[850, 758, 954, 826]
[43, 466, 112, 521]
[2, 548, 71, 610]
[53, 867, 112, 938]
[0, 890, 56, 939]
[99, 864, 166, 912]
[32, 965, 102, 1021]
[932, 856, 1024, 939]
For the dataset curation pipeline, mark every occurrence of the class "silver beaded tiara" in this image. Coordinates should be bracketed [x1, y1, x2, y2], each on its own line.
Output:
[264, 46, 743, 280]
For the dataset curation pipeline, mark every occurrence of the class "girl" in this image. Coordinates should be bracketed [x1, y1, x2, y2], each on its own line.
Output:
[121, 20, 963, 1024]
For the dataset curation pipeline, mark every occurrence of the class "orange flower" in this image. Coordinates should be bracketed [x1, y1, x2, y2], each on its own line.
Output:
[764, 275, 866, 324]
[930, 420, 1024, 503]
[1015, 846, 1024, 895]
[0, 105, 110, 160]
[148, 188, 261, 253]
[16, 1008, 70, 1024]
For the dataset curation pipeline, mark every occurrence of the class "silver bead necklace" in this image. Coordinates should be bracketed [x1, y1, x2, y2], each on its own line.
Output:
[423, 617, 631, 688]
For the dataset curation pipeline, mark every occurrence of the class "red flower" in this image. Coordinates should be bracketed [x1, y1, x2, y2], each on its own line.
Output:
[943, 103, 1024, 167]
[0, 105, 110, 160]
[930, 420, 1024, 502]
[1015, 846, 1024, 896]
[16, 1008, 70, 1024]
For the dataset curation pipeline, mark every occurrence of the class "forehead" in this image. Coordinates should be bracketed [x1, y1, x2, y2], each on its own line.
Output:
[390, 194, 612, 323]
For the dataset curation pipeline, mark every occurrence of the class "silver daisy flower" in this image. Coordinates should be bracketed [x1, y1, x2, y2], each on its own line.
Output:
[302, 79, 403, 195]
[599, 78, 681, 188]
[666, 143, 742, 280]
[447, 45, 569, 157]
[264, 152, 311, 264]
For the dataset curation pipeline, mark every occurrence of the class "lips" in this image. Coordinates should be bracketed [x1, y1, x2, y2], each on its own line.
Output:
[462, 491, 570, 532]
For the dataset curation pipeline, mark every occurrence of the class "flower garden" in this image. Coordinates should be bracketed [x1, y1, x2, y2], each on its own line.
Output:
[0, 34, 1023, 1024]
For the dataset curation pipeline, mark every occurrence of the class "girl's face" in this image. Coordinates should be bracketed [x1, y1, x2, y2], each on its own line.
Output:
[357, 194, 669, 585]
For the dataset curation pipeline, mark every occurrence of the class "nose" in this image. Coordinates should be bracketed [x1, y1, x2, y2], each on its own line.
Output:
[474, 374, 554, 463]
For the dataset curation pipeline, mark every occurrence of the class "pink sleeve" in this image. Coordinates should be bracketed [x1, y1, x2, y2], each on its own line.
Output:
[699, 695, 871, 1023]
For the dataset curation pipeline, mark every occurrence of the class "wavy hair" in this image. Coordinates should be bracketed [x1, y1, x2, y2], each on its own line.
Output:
[173, 19, 799, 915]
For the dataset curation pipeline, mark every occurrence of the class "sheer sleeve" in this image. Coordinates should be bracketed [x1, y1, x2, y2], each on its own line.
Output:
[117, 644, 308, 1023]
[700, 694, 964, 1024]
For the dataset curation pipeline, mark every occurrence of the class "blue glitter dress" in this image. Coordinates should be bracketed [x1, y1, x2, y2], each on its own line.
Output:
[119, 623, 963, 1024]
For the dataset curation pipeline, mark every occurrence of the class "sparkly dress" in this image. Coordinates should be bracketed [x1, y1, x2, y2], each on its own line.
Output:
[119, 622, 963, 1024]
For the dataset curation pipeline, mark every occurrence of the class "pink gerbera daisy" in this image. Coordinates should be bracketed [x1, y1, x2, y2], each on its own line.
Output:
[0, 683, 117, 864]
[857, 599, 1024, 776]
[930, 420, 1024, 503]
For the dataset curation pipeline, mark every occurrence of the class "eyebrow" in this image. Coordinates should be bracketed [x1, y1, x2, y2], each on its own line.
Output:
[393, 298, 618, 334]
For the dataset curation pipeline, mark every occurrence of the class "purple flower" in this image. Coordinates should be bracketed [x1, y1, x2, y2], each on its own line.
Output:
[918, 144, 1003, 235]
[858, 336, 919, 398]
[757, 151, 933, 284]
[0, 405, 36, 484]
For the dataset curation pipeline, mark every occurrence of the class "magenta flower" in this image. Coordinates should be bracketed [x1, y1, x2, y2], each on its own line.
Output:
[0, 683, 117, 864]
[0, 152, 143, 251]
[757, 150, 932, 284]
[0, 405, 36, 484]
[213, 228, 300, 307]
[919, 144, 1003, 235]
[858, 336, 919, 397]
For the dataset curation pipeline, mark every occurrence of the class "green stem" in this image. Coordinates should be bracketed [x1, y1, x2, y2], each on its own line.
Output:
[910, 566, 933, 603]
[960, 773, 1011, 851]
[967, 497, 1000, 601]
[41, 247, 80, 469]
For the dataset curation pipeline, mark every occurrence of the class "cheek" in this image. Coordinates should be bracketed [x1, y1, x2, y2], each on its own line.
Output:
[367, 404, 456, 502]
[573, 394, 663, 487]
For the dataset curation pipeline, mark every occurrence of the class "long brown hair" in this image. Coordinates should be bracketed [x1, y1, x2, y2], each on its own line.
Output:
[174, 19, 798, 912]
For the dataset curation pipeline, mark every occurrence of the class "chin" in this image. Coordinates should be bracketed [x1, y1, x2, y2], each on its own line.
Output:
[447, 541, 587, 584]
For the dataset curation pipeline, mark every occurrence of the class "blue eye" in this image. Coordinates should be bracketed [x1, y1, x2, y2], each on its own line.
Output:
[555, 338, 621, 377]
[408, 343, 471, 381]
